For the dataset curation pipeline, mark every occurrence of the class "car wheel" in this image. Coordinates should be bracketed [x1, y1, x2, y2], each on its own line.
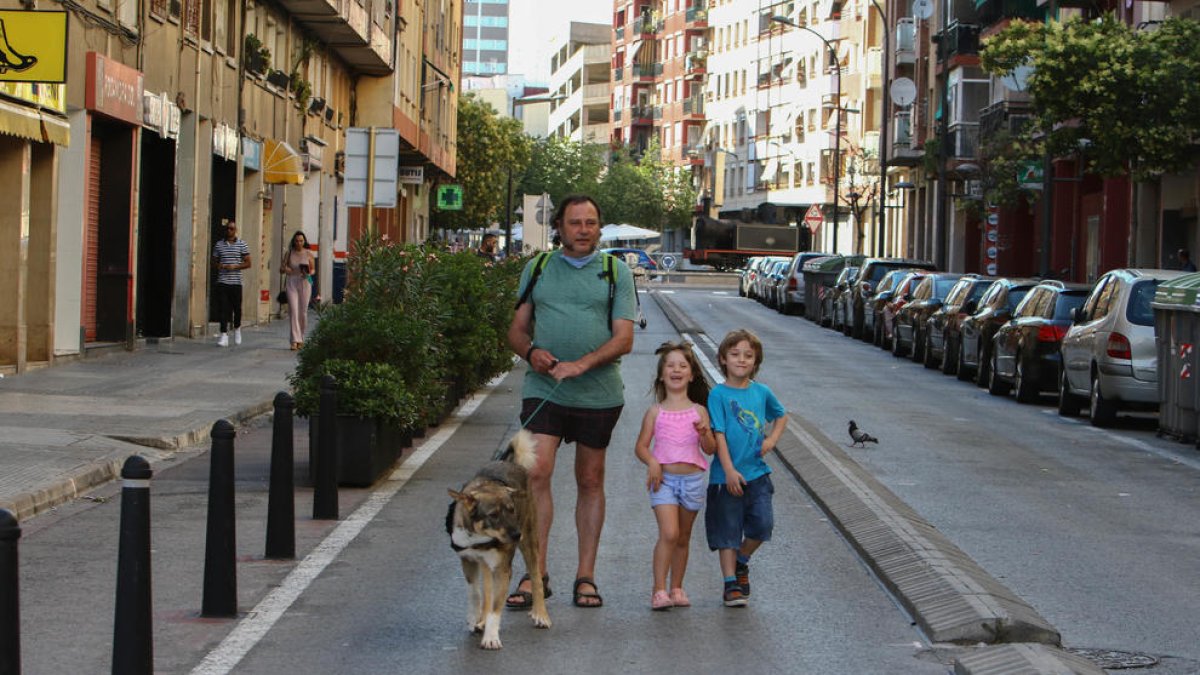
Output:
[974, 345, 991, 388]
[1014, 356, 1038, 403]
[1058, 367, 1083, 417]
[955, 340, 973, 381]
[987, 352, 1011, 396]
[923, 333, 938, 369]
[1089, 371, 1117, 427]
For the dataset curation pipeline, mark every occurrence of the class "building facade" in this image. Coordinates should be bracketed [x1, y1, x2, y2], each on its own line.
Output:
[0, 0, 461, 374]
[547, 22, 612, 144]
[463, 0, 509, 76]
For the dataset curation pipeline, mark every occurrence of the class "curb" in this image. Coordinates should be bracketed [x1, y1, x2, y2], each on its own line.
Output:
[954, 645, 1105, 674]
[0, 399, 276, 522]
[650, 290, 1062, 647]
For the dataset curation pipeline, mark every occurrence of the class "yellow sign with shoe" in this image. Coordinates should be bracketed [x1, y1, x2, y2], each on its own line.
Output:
[0, 10, 67, 84]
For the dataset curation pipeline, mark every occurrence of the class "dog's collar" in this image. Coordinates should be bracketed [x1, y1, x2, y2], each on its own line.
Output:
[451, 538, 506, 552]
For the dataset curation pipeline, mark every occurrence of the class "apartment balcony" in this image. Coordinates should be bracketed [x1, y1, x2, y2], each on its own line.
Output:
[682, 95, 704, 117]
[582, 83, 609, 106]
[937, 22, 980, 62]
[891, 110, 922, 165]
[631, 62, 662, 79]
[277, 0, 391, 74]
[632, 15, 656, 37]
[685, 51, 707, 76]
[866, 48, 882, 88]
[978, 99, 1033, 143]
[895, 18, 916, 65]
[946, 122, 980, 159]
[685, 5, 708, 26]
[630, 105, 655, 124]
[820, 18, 841, 41]
[820, 70, 840, 108]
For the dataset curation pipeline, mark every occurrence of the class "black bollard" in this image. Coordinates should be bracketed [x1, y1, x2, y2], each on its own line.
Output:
[265, 392, 296, 559]
[1, 509, 19, 675]
[201, 420, 238, 618]
[312, 375, 339, 520]
[112, 456, 153, 675]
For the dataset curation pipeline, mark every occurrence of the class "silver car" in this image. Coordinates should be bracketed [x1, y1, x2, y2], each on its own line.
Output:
[1059, 268, 1187, 426]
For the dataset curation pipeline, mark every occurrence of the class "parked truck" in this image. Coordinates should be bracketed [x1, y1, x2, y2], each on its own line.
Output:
[684, 216, 801, 270]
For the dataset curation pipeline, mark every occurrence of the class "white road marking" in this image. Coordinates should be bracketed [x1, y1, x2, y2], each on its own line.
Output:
[656, 289, 675, 294]
[189, 371, 508, 675]
[684, 331, 725, 384]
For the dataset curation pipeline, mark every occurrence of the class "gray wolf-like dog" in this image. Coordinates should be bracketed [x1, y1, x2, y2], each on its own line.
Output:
[446, 430, 550, 649]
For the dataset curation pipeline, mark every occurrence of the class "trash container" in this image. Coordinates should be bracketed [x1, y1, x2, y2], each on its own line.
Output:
[802, 256, 842, 323]
[332, 260, 347, 304]
[1151, 273, 1200, 442]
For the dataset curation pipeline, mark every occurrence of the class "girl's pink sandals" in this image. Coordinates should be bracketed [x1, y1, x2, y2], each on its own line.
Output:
[651, 590, 674, 611]
[669, 588, 691, 607]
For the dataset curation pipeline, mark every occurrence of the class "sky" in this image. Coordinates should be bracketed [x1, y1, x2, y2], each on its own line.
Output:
[507, 0, 611, 83]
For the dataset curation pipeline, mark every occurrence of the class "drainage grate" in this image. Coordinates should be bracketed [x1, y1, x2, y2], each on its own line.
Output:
[1069, 648, 1160, 670]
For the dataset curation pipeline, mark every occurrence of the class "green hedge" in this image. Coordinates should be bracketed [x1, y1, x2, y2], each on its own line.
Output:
[288, 235, 524, 426]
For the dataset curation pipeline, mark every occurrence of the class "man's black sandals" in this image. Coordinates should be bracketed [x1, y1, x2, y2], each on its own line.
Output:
[572, 577, 603, 608]
[505, 573, 551, 610]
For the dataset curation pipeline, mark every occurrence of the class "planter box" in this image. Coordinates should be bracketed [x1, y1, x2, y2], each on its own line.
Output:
[308, 415, 411, 487]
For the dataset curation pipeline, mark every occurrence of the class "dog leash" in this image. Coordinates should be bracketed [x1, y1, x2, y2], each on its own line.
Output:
[492, 376, 564, 462]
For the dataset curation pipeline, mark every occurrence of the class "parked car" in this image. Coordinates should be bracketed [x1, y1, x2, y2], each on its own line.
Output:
[737, 257, 762, 297]
[987, 281, 1092, 402]
[866, 269, 917, 347]
[892, 273, 964, 363]
[743, 256, 772, 300]
[852, 258, 937, 341]
[1059, 268, 1187, 426]
[754, 257, 791, 305]
[926, 275, 993, 374]
[883, 271, 931, 355]
[830, 266, 860, 334]
[779, 251, 834, 315]
[958, 277, 1041, 386]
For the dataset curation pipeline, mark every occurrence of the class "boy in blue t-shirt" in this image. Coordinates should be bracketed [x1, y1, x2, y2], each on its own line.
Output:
[706, 329, 787, 607]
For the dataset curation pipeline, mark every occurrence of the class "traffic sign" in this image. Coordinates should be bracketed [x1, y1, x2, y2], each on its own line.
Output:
[344, 127, 399, 207]
[660, 255, 677, 271]
[804, 204, 824, 232]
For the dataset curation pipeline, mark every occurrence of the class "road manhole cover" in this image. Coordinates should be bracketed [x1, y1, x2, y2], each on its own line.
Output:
[1069, 648, 1160, 669]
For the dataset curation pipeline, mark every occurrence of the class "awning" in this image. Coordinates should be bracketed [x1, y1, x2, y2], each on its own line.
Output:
[263, 139, 304, 185]
[0, 98, 69, 146]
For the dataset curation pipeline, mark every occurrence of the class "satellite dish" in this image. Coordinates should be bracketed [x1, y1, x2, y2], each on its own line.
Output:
[912, 0, 933, 19]
[1000, 64, 1034, 92]
[890, 77, 916, 107]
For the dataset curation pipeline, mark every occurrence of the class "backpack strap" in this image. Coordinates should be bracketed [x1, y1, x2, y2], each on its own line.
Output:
[602, 253, 617, 330]
[514, 251, 553, 311]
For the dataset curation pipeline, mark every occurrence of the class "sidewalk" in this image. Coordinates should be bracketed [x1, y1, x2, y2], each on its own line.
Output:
[0, 320, 300, 521]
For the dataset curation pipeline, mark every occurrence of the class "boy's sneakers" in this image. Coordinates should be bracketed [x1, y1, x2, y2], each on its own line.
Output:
[735, 561, 751, 597]
[234, 328, 242, 345]
[723, 580, 747, 608]
[217, 333, 229, 347]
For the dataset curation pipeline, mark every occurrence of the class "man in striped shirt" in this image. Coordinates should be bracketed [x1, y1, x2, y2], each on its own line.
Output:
[211, 220, 251, 347]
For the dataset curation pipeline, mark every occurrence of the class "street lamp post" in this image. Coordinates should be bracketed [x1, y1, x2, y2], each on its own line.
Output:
[772, 15, 841, 253]
[868, 0, 889, 257]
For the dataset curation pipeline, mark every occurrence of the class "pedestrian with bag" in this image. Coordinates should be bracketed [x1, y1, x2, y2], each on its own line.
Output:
[505, 194, 637, 610]
[281, 230, 317, 350]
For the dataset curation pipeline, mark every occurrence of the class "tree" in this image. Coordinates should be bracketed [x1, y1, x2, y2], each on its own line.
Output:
[840, 144, 881, 255]
[595, 140, 698, 230]
[442, 94, 532, 230]
[518, 136, 607, 209]
[981, 15, 1200, 182]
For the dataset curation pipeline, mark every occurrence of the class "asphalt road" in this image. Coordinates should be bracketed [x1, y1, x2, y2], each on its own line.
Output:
[661, 285, 1200, 673]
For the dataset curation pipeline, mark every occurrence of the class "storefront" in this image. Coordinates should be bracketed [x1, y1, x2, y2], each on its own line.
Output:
[136, 91, 181, 338]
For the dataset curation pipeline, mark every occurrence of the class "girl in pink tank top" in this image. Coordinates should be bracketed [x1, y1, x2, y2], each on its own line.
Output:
[634, 341, 717, 610]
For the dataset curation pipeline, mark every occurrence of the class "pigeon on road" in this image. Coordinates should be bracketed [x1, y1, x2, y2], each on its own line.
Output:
[848, 420, 878, 447]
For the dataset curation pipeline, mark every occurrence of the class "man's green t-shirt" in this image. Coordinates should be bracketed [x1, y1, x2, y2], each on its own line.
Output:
[517, 251, 638, 408]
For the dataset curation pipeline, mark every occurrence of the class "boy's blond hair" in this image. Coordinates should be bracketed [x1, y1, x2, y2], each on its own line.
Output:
[717, 329, 764, 379]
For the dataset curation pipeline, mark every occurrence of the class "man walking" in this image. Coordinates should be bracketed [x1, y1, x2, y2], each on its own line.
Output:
[212, 219, 251, 346]
[505, 194, 637, 609]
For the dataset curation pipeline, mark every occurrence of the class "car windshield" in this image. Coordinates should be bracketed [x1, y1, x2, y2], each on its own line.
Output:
[933, 278, 959, 297]
[1053, 292, 1088, 320]
[1127, 280, 1159, 326]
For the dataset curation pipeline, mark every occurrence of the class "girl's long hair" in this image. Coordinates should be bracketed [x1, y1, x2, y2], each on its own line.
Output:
[653, 341, 710, 405]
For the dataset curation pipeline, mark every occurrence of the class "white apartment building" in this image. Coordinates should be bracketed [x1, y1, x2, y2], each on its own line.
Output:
[547, 22, 613, 144]
[704, 0, 880, 254]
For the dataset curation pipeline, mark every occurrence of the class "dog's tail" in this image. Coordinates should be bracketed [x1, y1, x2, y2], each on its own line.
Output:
[509, 429, 538, 471]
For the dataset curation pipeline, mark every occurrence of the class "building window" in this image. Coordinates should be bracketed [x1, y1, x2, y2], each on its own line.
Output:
[464, 15, 508, 27]
[184, 0, 200, 36]
[464, 39, 507, 51]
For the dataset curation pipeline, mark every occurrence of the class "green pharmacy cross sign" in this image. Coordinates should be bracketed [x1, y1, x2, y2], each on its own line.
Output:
[437, 184, 463, 211]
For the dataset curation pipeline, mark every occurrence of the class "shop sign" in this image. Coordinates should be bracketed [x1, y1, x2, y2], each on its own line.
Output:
[0, 10, 67, 84]
[0, 82, 65, 113]
[398, 166, 424, 184]
[212, 123, 238, 160]
[242, 137, 262, 172]
[141, 91, 179, 140]
[85, 52, 144, 125]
